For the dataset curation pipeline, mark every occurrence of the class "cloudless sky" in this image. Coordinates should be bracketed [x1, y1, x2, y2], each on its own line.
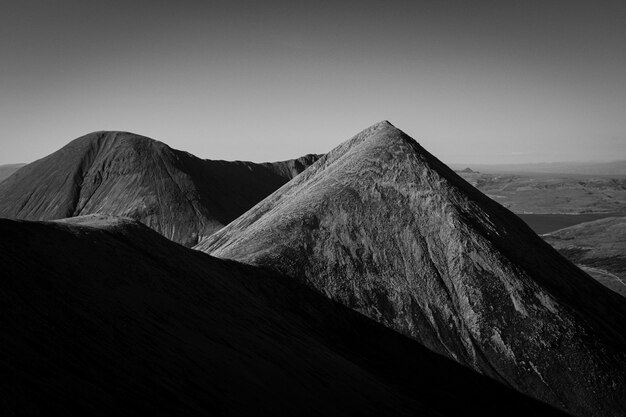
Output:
[1, 0, 625, 164]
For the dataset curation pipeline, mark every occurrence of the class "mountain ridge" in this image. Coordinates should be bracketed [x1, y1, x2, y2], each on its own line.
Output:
[0, 131, 320, 245]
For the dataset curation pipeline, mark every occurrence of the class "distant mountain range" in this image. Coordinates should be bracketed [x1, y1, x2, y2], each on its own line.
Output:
[1, 122, 625, 417]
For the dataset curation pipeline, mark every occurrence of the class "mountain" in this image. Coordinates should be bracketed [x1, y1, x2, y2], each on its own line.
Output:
[0, 215, 567, 417]
[0, 131, 319, 246]
[0, 163, 25, 182]
[198, 121, 626, 417]
[543, 217, 626, 297]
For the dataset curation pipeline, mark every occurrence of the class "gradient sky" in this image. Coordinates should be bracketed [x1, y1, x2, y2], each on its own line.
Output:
[1, 0, 625, 165]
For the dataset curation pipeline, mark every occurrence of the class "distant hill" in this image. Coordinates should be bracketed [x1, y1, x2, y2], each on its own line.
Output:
[544, 217, 626, 297]
[0, 215, 569, 417]
[199, 121, 626, 417]
[0, 163, 25, 182]
[0, 132, 319, 246]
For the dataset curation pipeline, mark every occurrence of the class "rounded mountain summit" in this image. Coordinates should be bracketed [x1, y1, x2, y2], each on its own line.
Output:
[0, 131, 320, 246]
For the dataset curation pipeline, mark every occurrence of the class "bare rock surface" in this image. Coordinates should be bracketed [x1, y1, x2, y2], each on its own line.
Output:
[198, 121, 626, 417]
[0, 132, 317, 246]
[0, 215, 568, 417]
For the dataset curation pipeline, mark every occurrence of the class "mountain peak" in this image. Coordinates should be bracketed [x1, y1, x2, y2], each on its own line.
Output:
[197, 122, 626, 416]
[0, 132, 321, 246]
[306, 120, 420, 178]
[372, 119, 395, 129]
[350, 119, 403, 143]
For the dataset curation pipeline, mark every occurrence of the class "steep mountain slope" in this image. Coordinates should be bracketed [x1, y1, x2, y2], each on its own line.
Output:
[543, 217, 626, 297]
[0, 132, 318, 246]
[0, 215, 567, 417]
[198, 121, 626, 417]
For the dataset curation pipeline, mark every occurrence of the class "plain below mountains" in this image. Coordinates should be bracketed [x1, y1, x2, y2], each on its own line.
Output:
[0, 131, 319, 246]
[0, 215, 569, 417]
[457, 170, 626, 216]
[198, 121, 626, 417]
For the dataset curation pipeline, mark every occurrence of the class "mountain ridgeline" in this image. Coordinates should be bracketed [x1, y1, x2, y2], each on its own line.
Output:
[1, 122, 625, 417]
[0, 131, 320, 246]
[198, 121, 626, 417]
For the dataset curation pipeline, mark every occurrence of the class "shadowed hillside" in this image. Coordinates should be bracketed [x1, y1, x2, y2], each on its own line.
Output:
[0, 215, 568, 417]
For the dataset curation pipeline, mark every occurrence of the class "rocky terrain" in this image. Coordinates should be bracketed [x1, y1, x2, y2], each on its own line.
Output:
[0, 132, 319, 246]
[199, 121, 626, 417]
[543, 217, 626, 297]
[0, 215, 568, 417]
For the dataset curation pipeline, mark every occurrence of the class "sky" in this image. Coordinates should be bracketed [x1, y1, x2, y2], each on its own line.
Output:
[1, 0, 625, 165]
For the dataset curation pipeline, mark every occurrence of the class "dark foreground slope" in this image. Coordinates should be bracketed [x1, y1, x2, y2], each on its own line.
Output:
[0, 216, 567, 417]
[0, 132, 319, 246]
[543, 217, 626, 297]
[198, 121, 626, 417]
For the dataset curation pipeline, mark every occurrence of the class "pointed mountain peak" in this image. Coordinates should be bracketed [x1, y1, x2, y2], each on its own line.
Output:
[305, 120, 425, 181]
[371, 119, 396, 130]
[345, 119, 405, 145]
[197, 122, 626, 416]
